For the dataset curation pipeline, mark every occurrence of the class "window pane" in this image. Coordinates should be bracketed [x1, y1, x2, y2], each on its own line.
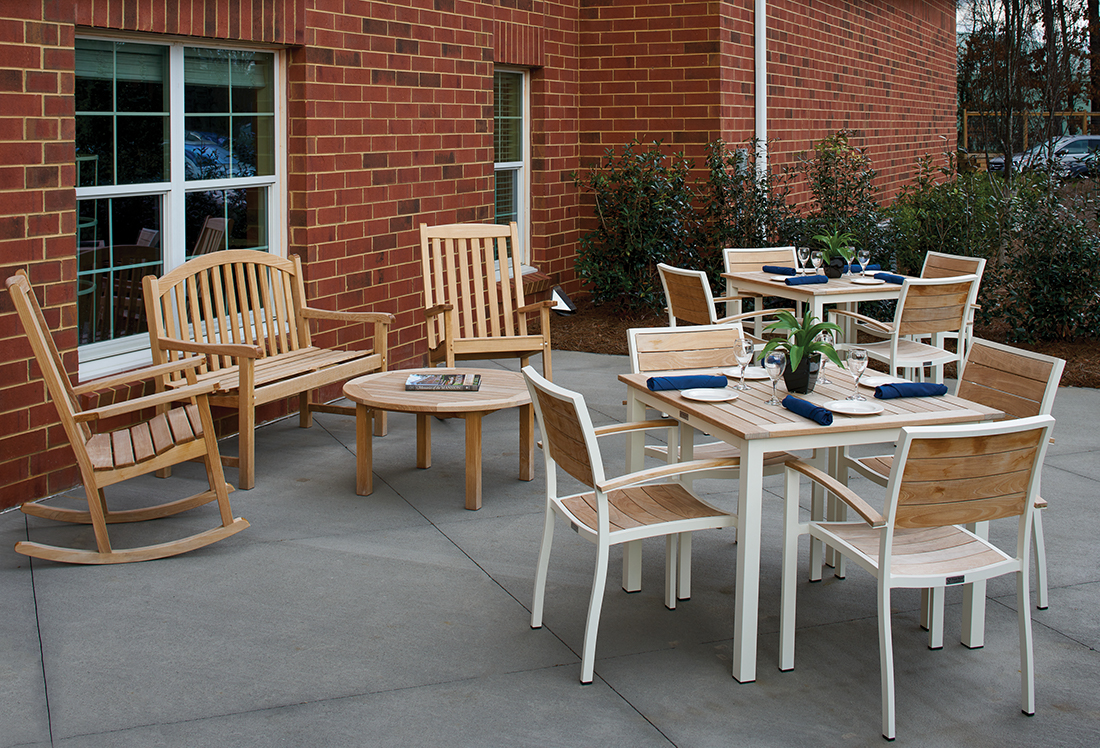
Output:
[185, 187, 268, 257]
[117, 114, 169, 184]
[494, 71, 522, 163]
[495, 168, 518, 226]
[77, 196, 163, 344]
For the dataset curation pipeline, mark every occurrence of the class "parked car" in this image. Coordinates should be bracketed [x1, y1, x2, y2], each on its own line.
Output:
[988, 135, 1100, 177]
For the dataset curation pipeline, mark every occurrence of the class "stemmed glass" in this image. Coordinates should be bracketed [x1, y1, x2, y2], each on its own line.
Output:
[764, 350, 787, 405]
[797, 246, 811, 275]
[857, 248, 871, 278]
[810, 250, 824, 276]
[846, 347, 868, 400]
[732, 338, 754, 391]
[815, 330, 834, 385]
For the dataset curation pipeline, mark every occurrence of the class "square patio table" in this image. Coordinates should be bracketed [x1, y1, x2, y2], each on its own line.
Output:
[619, 367, 1003, 683]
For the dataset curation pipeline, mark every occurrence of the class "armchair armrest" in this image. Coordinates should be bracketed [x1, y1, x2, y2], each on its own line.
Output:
[154, 336, 264, 360]
[424, 304, 453, 320]
[599, 457, 742, 492]
[74, 380, 219, 423]
[716, 307, 797, 325]
[300, 307, 395, 326]
[593, 419, 679, 438]
[72, 356, 209, 396]
[828, 308, 892, 334]
[517, 299, 557, 315]
[786, 458, 885, 527]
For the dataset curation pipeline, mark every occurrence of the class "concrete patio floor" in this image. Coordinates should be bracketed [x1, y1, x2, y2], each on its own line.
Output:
[3, 350, 1098, 747]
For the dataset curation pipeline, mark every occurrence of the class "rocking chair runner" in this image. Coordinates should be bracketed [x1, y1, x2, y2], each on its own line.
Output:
[5, 270, 248, 564]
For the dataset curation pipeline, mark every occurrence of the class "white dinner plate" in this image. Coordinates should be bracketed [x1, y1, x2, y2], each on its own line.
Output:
[824, 399, 884, 416]
[860, 374, 906, 388]
[851, 276, 886, 285]
[680, 388, 739, 403]
[770, 275, 793, 282]
[724, 366, 770, 380]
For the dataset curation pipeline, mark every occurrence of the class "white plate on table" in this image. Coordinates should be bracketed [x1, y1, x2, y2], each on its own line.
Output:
[824, 399, 883, 416]
[851, 276, 886, 285]
[860, 374, 906, 388]
[770, 275, 794, 282]
[680, 388, 739, 403]
[724, 366, 770, 380]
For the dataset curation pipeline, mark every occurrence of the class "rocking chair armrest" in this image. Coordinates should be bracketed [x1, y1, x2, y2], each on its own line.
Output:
[71, 356, 209, 396]
[300, 307, 395, 326]
[786, 458, 885, 527]
[74, 380, 219, 423]
[154, 336, 265, 360]
[599, 457, 742, 492]
[424, 304, 454, 319]
[828, 308, 892, 333]
[517, 299, 557, 315]
[593, 419, 679, 438]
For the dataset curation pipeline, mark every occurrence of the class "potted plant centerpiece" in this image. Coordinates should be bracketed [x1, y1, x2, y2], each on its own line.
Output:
[813, 230, 855, 278]
[759, 309, 845, 394]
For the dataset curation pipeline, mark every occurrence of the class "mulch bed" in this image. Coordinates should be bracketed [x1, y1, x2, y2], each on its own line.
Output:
[548, 297, 1100, 388]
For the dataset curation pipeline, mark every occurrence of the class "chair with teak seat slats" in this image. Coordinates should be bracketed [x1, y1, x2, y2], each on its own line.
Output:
[657, 262, 749, 328]
[419, 222, 554, 378]
[721, 246, 803, 323]
[842, 338, 1064, 646]
[5, 270, 248, 564]
[779, 415, 1054, 740]
[523, 366, 737, 684]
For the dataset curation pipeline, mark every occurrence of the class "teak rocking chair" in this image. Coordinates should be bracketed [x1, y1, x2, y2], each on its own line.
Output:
[419, 222, 554, 378]
[6, 270, 248, 564]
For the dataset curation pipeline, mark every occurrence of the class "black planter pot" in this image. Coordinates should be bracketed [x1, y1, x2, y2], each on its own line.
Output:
[783, 352, 821, 394]
[823, 258, 844, 278]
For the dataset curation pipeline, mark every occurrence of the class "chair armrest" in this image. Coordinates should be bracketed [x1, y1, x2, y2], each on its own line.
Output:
[517, 299, 557, 315]
[828, 308, 892, 334]
[74, 380, 219, 423]
[300, 307, 395, 326]
[154, 336, 265, 360]
[72, 356, 209, 396]
[716, 307, 797, 326]
[712, 294, 746, 305]
[599, 457, 742, 492]
[786, 458, 885, 527]
[592, 419, 679, 438]
[424, 304, 453, 320]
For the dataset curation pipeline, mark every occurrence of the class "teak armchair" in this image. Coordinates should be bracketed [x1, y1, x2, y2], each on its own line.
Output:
[523, 367, 737, 684]
[5, 270, 248, 564]
[419, 222, 554, 378]
[657, 262, 746, 327]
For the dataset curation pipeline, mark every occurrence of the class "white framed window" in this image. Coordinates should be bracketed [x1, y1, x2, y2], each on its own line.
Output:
[493, 67, 529, 261]
[74, 37, 284, 379]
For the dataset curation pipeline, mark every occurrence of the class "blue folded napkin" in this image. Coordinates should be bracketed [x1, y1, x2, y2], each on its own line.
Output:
[873, 272, 906, 284]
[845, 263, 880, 273]
[762, 265, 797, 276]
[782, 395, 833, 425]
[874, 382, 948, 399]
[647, 375, 728, 391]
[785, 275, 828, 286]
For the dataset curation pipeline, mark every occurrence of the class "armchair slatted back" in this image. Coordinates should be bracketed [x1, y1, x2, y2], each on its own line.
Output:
[629, 322, 746, 373]
[956, 338, 1064, 420]
[722, 246, 798, 275]
[893, 275, 980, 339]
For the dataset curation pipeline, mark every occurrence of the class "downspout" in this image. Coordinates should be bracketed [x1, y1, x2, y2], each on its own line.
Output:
[755, 0, 768, 180]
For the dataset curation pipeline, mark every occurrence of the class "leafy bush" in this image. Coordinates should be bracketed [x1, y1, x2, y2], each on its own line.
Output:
[573, 141, 700, 312]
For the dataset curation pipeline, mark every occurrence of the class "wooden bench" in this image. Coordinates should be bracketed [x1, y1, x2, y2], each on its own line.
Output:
[143, 250, 394, 489]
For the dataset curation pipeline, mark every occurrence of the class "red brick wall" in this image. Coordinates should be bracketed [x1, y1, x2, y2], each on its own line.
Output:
[0, 0, 956, 509]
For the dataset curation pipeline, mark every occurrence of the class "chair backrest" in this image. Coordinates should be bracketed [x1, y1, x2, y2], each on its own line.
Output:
[419, 222, 530, 347]
[143, 249, 309, 379]
[723, 246, 798, 275]
[657, 263, 719, 326]
[6, 271, 91, 448]
[956, 338, 1064, 420]
[191, 217, 232, 256]
[522, 366, 603, 492]
[892, 274, 980, 338]
[887, 415, 1054, 530]
[921, 251, 986, 281]
[136, 228, 160, 247]
[628, 322, 747, 374]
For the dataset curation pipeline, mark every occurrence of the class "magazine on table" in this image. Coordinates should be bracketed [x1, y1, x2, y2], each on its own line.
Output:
[405, 373, 482, 391]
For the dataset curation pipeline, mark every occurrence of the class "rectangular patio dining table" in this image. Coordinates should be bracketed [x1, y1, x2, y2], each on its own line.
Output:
[619, 367, 1004, 683]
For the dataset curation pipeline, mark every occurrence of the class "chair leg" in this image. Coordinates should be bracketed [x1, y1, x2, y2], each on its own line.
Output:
[879, 582, 896, 741]
[926, 586, 944, 649]
[677, 532, 692, 601]
[961, 521, 988, 649]
[1018, 569, 1036, 716]
[1033, 508, 1049, 610]
[622, 539, 642, 592]
[580, 541, 611, 684]
[530, 508, 556, 629]
[299, 391, 313, 428]
[664, 535, 678, 610]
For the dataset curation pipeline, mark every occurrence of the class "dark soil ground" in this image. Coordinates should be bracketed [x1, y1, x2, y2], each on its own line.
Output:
[548, 297, 1100, 388]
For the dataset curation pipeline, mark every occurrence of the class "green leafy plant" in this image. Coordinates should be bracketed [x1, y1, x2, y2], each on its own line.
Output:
[812, 230, 855, 264]
[759, 309, 844, 372]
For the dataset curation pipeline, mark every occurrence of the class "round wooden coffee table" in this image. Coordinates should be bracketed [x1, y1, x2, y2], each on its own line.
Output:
[342, 368, 533, 510]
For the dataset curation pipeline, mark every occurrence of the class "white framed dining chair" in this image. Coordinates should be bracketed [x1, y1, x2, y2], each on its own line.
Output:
[721, 246, 802, 323]
[841, 338, 1064, 647]
[829, 274, 980, 383]
[657, 262, 748, 327]
[779, 415, 1055, 740]
[523, 366, 738, 684]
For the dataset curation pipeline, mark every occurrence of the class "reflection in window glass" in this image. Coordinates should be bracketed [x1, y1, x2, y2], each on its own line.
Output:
[185, 188, 268, 258]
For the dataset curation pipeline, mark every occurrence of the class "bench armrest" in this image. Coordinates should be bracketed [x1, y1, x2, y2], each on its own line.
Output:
[300, 307, 395, 326]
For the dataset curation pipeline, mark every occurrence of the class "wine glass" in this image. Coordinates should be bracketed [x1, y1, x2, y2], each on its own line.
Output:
[810, 250, 823, 276]
[764, 350, 787, 405]
[815, 330, 834, 385]
[796, 246, 811, 275]
[846, 347, 868, 400]
[857, 248, 871, 278]
[732, 338, 754, 391]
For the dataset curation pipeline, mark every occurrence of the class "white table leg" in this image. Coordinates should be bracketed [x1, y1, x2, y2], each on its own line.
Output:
[733, 439, 765, 683]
